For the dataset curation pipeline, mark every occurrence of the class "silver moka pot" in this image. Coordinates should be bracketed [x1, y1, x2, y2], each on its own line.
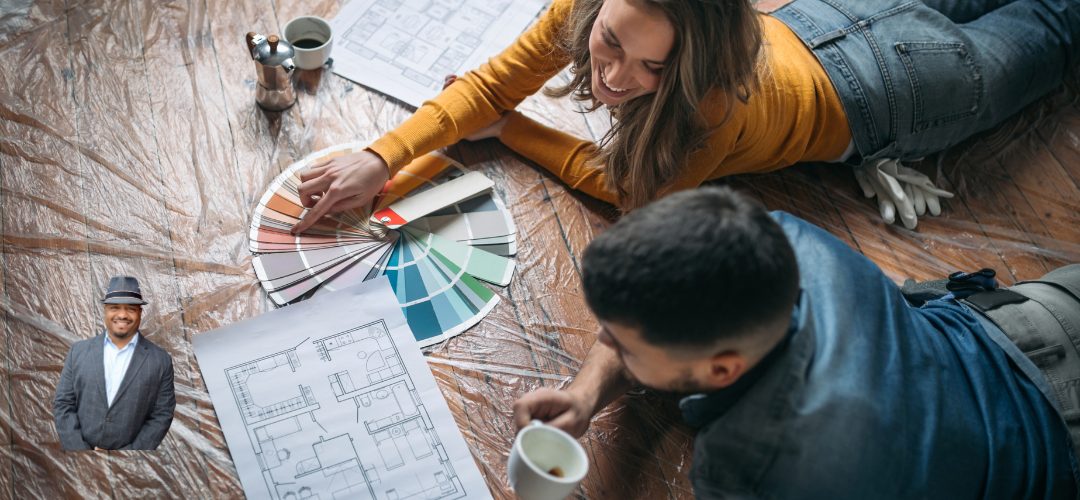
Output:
[246, 32, 296, 111]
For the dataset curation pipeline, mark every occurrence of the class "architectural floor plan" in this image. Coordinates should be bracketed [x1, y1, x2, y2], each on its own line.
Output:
[195, 278, 491, 500]
[330, 0, 546, 107]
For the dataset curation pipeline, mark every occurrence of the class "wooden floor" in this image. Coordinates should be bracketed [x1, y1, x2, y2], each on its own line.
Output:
[1, 0, 1078, 498]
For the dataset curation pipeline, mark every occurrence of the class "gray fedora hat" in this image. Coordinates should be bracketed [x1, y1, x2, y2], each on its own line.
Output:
[102, 276, 149, 305]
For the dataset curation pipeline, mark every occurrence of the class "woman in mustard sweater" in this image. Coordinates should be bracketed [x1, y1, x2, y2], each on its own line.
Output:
[292, 0, 1079, 231]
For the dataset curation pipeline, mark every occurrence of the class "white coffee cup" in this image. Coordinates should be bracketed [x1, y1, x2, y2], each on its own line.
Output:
[507, 420, 589, 500]
[283, 16, 333, 70]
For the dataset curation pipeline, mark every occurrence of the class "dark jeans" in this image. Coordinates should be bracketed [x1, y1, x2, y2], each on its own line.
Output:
[772, 0, 1080, 161]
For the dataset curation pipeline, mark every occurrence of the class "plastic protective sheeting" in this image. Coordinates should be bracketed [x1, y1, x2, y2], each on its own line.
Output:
[1, 0, 1078, 498]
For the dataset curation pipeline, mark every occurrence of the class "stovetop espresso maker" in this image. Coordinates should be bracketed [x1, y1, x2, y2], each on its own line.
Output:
[245, 32, 296, 111]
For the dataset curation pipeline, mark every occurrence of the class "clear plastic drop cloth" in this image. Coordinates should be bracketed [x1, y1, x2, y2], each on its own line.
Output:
[1, 0, 1078, 498]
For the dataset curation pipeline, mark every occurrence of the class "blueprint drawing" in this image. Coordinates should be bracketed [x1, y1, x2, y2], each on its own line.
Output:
[194, 277, 492, 500]
[331, 0, 547, 107]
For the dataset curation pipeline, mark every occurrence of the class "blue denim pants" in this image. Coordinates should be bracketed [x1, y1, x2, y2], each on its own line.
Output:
[772, 0, 1080, 161]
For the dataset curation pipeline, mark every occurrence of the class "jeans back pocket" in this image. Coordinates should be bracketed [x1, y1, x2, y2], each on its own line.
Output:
[896, 41, 983, 132]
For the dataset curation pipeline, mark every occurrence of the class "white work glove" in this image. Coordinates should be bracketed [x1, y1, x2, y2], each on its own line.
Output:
[853, 158, 954, 229]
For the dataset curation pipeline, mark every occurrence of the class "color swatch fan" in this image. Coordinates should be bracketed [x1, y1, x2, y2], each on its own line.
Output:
[250, 143, 517, 346]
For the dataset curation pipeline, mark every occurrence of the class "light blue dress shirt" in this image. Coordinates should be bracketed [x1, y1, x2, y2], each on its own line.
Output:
[103, 332, 139, 407]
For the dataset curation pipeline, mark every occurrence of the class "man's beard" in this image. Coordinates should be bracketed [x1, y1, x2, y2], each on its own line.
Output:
[625, 367, 709, 394]
[661, 372, 710, 394]
[109, 324, 135, 338]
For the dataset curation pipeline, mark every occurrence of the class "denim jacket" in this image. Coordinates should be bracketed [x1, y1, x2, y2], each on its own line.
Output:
[680, 212, 1077, 499]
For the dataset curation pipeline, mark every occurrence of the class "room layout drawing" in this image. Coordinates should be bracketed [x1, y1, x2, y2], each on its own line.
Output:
[224, 321, 467, 500]
[195, 276, 490, 500]
[331, 0, 546, 107]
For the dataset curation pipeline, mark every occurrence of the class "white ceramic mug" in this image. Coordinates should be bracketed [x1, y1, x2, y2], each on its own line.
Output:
[507, 420, 589, 500]
[283, 16, 333, 70]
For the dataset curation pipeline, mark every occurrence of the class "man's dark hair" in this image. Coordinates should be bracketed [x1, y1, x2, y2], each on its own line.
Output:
[582, 186, 799, 349]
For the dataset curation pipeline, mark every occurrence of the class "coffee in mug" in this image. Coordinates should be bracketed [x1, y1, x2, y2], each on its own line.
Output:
[507, 420, 588, 500]
[283, 16, 333, 70]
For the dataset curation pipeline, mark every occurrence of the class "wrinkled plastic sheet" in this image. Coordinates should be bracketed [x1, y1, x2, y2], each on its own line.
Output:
[1, 0, 1078, 498]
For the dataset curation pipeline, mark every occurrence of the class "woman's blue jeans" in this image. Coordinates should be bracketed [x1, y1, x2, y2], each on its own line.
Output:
[772, 0, 1080, 161]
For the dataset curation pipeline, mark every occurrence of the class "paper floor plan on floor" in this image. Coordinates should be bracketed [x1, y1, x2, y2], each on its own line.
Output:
[330, 0, 546, 107]
[194, 277, 492, 500]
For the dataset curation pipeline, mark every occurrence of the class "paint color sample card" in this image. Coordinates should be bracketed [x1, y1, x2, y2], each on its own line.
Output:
[250, 142, 517, 346]
[193, 277, 493, 500]
[328, 230, 501, 346]
[373, 171, 495, 228]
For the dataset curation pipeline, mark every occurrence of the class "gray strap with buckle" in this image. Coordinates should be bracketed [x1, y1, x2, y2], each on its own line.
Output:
[966, 265, 1080, 422]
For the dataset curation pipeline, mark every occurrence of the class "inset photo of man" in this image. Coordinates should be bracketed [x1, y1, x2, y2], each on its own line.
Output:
[53, 276, 176, 451]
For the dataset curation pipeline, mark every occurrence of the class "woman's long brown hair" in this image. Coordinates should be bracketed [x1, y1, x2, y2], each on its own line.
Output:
[546, 0, 763, 210]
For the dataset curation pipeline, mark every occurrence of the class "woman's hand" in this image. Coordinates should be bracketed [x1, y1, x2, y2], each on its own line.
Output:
[291, 149, 390, 234]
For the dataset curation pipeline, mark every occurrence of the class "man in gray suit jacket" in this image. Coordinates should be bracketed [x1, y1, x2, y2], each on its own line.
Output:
[54, 276, 175, 450]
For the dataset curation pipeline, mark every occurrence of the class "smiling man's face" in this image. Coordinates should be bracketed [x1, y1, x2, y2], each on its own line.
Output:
[104, 304, 142, 340]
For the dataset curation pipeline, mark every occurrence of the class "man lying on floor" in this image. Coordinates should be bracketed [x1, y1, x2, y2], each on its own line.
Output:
[514, 186, 1080, 498]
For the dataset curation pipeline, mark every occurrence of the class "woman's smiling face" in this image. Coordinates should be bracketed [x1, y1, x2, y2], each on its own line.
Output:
[588, 0, 676, 106]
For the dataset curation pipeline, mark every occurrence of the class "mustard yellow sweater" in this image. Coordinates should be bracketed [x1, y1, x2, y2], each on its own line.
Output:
[369, 0, 851, 204]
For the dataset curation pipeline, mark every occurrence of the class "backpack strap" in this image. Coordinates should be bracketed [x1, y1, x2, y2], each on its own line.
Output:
[1018, 264, 1080, 303]
[901, 268, 1000, 306]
